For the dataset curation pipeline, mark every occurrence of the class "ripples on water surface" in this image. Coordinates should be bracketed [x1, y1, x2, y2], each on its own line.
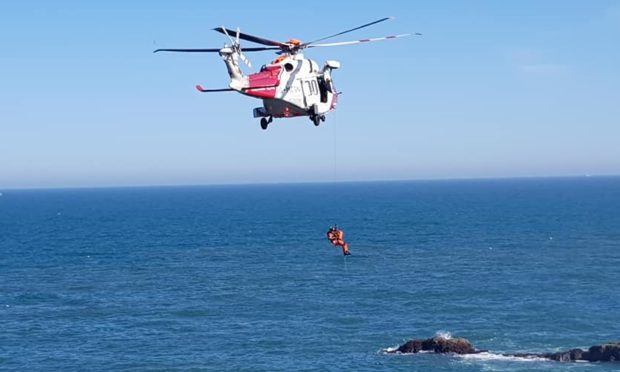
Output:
[1, 177, 619, 370]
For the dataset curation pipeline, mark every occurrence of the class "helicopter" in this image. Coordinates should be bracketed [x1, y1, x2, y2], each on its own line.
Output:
[154, 17, 417, 130]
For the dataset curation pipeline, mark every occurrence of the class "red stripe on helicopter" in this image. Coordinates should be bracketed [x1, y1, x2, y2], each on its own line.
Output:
[281, 106, 304, 118]
[244, 87, 277, 99]
[246, 65, 282, 99]
[330, 89, 339, 111]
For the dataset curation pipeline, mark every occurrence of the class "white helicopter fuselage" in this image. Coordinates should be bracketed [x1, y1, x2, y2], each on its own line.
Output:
[156, 18, 413, 129]
[221, 50, 339, 122]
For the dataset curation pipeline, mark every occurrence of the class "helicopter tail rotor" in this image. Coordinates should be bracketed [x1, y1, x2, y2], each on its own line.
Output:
[220, 26, 252, 69]
[236, 27, 252, 68]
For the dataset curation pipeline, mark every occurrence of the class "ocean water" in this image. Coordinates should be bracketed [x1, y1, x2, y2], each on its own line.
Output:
[1, 177, 619, 371]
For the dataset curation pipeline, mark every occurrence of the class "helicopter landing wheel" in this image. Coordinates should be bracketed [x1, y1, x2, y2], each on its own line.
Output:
[312, 115, 321, 126]
[320, 115, 326, 122]
[260, 117, 269, 130]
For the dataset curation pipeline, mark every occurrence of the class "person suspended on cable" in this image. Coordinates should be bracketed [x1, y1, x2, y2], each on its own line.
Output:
[327, 227, 336, 241]
[327, 225, 350, 256]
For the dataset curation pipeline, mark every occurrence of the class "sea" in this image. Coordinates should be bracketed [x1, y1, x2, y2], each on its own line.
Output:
[1, 177, 619, 371]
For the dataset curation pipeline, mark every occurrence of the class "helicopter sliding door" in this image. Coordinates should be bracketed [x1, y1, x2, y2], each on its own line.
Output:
[301, 78, 321, 107]
[300, 75, 334, 116]
[317, 76, 330, 103]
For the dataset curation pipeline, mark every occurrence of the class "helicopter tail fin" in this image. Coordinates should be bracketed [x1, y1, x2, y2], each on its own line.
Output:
[219, 47, 248, 90]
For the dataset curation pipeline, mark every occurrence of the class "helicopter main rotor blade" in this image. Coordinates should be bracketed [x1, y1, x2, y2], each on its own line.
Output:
[154, 48, 221, 53]
[154, 47, 279, 53]
[213, 27, 286, 48]
[307, 33, 417, 48]
[233, 47, 280, 52]
[303, 17, 394, 46]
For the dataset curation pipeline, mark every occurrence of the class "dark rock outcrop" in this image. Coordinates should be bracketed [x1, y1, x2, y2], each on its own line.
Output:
[388, 336, 620, 363]
[582, 343, 620, 362]
[537, 348, 585, 362]
[531, 343, 620, 362]
[392, 336, 477, 355]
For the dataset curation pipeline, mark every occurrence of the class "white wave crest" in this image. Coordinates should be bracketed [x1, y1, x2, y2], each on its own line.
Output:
[434, 330, 452, 339]
[382, 345, 400, 353]
[380, 346, 435, 355]
[458, 352, 548, 363]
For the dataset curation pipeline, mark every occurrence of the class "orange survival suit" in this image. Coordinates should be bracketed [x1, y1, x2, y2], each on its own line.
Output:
[327, 226, 351, 256]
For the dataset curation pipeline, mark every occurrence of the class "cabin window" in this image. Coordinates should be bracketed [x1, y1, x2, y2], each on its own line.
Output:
[284, 63, 294, 72]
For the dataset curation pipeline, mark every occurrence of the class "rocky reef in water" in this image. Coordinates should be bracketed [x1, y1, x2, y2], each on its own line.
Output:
[387, 335, 620, 362]
[391, 336, 478, 355]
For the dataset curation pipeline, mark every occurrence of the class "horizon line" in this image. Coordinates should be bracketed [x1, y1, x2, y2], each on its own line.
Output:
[1, 173, 619, 192]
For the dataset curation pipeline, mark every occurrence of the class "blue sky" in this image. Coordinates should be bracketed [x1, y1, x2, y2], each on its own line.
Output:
[1, 1, 619, 188]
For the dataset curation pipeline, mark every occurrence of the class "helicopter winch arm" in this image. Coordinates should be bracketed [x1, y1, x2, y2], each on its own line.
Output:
[154, 47, 279, 53]
[213, 27, 286, 48]
[307, 33, 417, 48]
[302, 17, 394, 46]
